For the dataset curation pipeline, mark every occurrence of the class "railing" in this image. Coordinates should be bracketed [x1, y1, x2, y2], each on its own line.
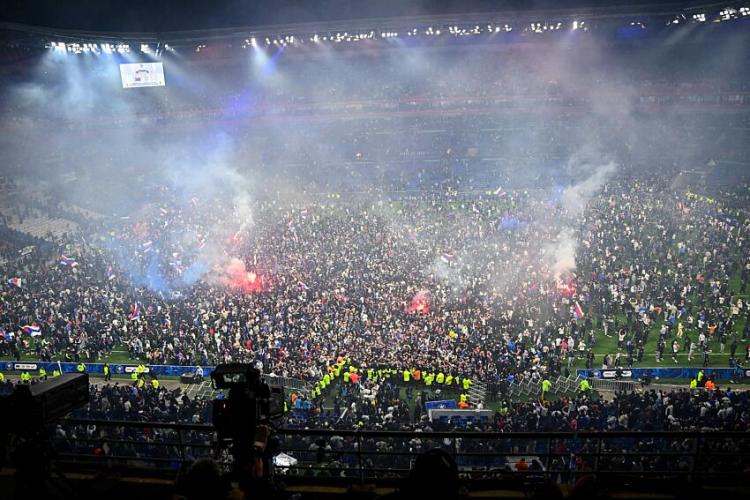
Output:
[263, 375, 311, 393]
[588, 378, 638, 393]
[48, 419, 750, 484]
[506, 374, 581, 401]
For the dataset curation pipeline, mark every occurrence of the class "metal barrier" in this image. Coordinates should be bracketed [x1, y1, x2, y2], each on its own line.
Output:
[49, 419, 750, 484]
[589, 378, 638, 393]
[263, 375, 311, 393]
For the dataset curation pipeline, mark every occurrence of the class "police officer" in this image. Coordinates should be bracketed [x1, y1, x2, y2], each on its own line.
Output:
[0, 372, 5, 383]
[38, 367, 47, 380]
[76, 362, 86, 373]
[462, 377, 472, 391]
[52, 369, 61, 378]
[104, 362, 111, 381]
[579, 378, 591, 393]
[541, 378, 552, 401]
[436, 372, 445, 384]
[151, 378, 160, 389]
[20, 371, 31, 383]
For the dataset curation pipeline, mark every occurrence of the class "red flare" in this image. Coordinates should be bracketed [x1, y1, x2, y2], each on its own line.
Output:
[407, 289, 431, 314]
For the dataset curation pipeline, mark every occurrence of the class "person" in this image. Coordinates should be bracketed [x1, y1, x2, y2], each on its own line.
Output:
[52, 369, 61, 378]
[103, 362, 111, 381]
[20, 371, 31, 383]
[195, 365, 204, 383]
[76, 362, 86, 373]
[38, 367, 47, 380]
[516, 457, 529, 471]
[689, 378, 698, 389]
[0, 372, 4, 383]
[578, 378, 591, 394]
[541, 378, 552, 402]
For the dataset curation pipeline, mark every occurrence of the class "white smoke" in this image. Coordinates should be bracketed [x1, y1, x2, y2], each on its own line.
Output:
[561, 160, 617, 216]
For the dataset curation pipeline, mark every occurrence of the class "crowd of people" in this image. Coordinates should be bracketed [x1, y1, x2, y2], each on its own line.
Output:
[1, 175, 750, 395]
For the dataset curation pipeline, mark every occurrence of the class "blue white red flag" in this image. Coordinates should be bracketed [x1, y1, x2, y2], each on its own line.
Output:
[574, 301, 585, 320]
[22, 324, 41, 337]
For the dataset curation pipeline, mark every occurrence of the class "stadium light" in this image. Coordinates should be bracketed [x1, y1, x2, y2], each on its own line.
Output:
[740, 7, 750, 16]
[692, 13, 706, 22]
[720, 8, 738, 20]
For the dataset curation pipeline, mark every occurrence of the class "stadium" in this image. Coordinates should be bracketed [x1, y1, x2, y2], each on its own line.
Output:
[0, 0, 749, 498]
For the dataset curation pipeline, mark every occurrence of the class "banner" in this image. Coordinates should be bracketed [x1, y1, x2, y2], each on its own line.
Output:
[425, 399, 458, 410]
[3, 361, 213, 377]
[577, 367, 748, 380]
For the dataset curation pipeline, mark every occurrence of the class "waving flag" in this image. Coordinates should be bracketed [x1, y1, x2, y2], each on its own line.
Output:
[107, 265, 116, 281]
[574, 301, 585, 320]
[22, 324, 41, 337]
[128, 303, 141, 320]
[298, 280, 309, 291]
[60, 255, 78, 267]
[8, 277, 22, 288]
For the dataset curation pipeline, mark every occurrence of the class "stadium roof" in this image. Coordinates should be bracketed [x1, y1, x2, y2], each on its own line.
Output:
[0, 0, 735, 33]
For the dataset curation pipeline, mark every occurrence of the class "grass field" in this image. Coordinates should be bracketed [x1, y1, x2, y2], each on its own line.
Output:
[2, 273, 748, 372]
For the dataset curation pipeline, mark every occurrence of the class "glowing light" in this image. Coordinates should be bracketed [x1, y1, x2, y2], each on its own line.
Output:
[407, 290, 431, 314]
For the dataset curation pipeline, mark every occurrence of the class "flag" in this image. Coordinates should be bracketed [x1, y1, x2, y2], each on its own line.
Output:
[574, 301, 584, 320]
[22, 324, 41, 337]
[440, 253, 454, 264]
[60, 255, 78, 267]
[0, 328, 13, 341]
[494, 186, 506, 197]
[8, 277, 22, 288]
[128, 303, 141, 320]
[298, 280, 309, 291]
[107, 265, 116, 281]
